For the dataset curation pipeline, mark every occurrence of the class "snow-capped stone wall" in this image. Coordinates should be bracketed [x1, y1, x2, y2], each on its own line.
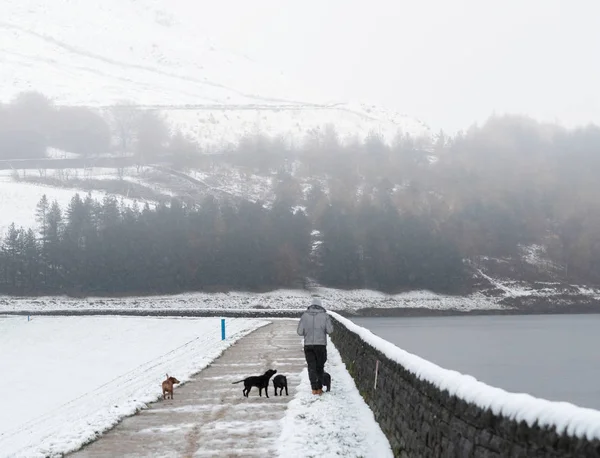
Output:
[329, 312, 600, 457]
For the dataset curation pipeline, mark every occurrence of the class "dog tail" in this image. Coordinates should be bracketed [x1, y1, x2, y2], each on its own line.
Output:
[232, 380, 244, 384]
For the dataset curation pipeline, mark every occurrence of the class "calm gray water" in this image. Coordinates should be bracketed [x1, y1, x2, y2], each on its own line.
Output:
[351, 314, 600, 410]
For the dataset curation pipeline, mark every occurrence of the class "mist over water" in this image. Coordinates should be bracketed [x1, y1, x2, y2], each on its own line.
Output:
[352, 314, 600, 410]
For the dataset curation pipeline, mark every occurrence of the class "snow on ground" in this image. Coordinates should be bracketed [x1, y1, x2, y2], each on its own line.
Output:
[20, 166, 179, 199]
[475, 264, 600, 300]
[7, 167, 130, 182]
[1, 279, 598, 314]
[276, 338, 393, 458]
[10, 163, 274, 205]
[318, 287, 502, 311]
[1, 1, 430, 148]
[7, 166, 146, 184]
[188, 167, 274, 203]
[0, 288, 505, 313]
[0, 315, 268, 457]
[123, 170, 179, 198]
[475, 268, 528, 297]
[166, 103, 430, 149]
[46, 147, 79, 159]
[520, 243, 562, 272]
[0, 172, 155, 236]
[331, 312, 600, 441]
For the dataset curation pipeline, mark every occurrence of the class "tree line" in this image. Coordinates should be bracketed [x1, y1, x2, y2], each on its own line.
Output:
[0, 91, 195, 163]
[3, 90, 600, 288]
[0, 191, 465, 295]
[218, 117, 600, 285]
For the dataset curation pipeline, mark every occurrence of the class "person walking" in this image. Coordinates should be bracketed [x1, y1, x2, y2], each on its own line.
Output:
[297, 296, 333, 395]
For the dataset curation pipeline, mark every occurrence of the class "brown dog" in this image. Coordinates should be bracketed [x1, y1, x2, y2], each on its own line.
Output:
[162, 374, 180, 400]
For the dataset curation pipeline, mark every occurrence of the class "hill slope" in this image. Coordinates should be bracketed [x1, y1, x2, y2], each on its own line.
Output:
[1, 0, 430, 146]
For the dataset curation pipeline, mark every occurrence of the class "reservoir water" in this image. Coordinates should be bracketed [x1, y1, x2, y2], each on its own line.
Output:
[351, 314, 600, 410]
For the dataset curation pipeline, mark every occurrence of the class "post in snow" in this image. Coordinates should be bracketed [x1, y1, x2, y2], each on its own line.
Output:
[221, 318, 226, 341]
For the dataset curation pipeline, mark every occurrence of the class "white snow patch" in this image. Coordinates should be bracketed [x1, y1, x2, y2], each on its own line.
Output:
[316, 287, 502, 311]
[331, 312, 600, 440]
[0, 315, 267, 457]
[138, 423, 196, 434]
[519, 244, 563, 272]
[0, 174, 154, 235]
[475, 268, 531, 297]
[276, 339, 392, 458]
[185, 166, 274, 203]
[46, 147, 79, 159]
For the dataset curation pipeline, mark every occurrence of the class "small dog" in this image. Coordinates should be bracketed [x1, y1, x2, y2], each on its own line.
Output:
[323, 372, 331, 392]
[272, 374, 288, 396]
[162, 374, 180, 400]
[232, 369, 277, 398]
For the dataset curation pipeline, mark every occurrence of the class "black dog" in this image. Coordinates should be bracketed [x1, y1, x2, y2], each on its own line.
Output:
[272, 374, 288, 396]
[232, 369, 277, 398]
[323, 372, 331, 392]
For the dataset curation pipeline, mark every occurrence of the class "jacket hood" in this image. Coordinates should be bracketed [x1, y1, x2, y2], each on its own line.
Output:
[306, 304, 326, 315]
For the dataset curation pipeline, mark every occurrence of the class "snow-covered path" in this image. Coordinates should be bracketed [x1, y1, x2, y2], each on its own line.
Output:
[72, 320, 305, 457]
[277, 338, 393, 457]
[0, 316, 391, 457]
[69, 320, 391, 457]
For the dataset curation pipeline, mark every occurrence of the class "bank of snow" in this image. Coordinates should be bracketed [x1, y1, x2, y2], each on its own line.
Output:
[0, 315, 267, 457]
[0, 288, 505, 314]
[331, 312, 600, 441]
[276, 338, 392, 457]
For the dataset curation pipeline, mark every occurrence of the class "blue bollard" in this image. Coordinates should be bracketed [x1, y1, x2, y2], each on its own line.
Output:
[221, 318, 226, 341]
[27, 315, 30, 322]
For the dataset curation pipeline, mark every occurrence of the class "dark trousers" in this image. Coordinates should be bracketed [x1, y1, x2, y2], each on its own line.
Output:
[304, 345, 327, 390]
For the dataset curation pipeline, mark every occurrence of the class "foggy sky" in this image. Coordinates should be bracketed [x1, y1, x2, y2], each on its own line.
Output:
[178, 0, 600, 133]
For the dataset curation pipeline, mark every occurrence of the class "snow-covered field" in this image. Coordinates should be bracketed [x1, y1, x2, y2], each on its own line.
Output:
[332, 312, 600, 441]
[276, 339, 392, 457]
[0, 315, 268, 457]
[15, 165, 179, 200]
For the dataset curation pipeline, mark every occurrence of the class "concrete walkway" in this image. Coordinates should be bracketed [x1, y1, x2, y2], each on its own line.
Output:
[72, 320, 305, 458]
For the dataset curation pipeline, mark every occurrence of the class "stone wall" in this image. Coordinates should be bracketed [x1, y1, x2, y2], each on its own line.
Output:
[329, 316, 600, 458]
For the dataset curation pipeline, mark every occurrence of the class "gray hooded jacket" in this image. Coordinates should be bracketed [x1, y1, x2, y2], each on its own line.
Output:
[297, 298, 333, 346]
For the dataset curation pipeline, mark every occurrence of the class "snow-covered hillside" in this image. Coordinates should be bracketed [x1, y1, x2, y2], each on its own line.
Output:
[0, 0, 430, 147]
[0, 170, 154, 236]
[0, 163, 281, 234]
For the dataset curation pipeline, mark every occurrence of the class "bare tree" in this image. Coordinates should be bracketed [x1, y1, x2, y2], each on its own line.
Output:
[134, 110, 170, 164]
[52, 106, 111, 157]
[109, 101, 142, 154]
